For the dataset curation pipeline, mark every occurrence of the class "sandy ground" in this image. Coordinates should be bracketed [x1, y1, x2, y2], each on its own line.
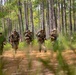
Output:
[1, 49, 76, 75]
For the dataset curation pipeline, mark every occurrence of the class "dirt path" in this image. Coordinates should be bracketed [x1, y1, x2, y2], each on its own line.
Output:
[1, 50, 76, 75]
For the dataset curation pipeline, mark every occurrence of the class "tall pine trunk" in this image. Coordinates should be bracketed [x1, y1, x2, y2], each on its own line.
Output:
[46, 0, 50, 38]
[48, 0, 53, 32]
[29, 0, 34, 39]
[64, 0, 67, 34]
[24, 0, 29, 30]
[69, 0, 72, 35]
[53, 0, 57, 29]
[40, 0, 45, 32]
[73, 0, 76, 32]
[61, 0, 64, 34]
[57, 0, 61, 33]
[18, 0, 23, 41]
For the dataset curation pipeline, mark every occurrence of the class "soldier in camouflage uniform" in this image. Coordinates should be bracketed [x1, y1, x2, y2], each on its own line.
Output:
[9, 29, 20, 51]
[24, 30, 33, 45]
[36, 30, 46, 52]
[50, 28, 58, 42]
[50, 28, 58, 51]
[0, 32, 6, 55]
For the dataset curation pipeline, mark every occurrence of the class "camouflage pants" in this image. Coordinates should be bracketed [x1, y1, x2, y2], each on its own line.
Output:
[12, 41, 19, 50]
[38, 42, 46, 52]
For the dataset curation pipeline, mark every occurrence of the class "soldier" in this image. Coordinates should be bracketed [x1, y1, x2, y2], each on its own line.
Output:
[24, 30, 33, 45]
[36, 30, 46, 52]
[0, 32, 6, 55]
[9, 29, 20, 50]
[50, 28, 58, 52]
[50, 28, 58, 43]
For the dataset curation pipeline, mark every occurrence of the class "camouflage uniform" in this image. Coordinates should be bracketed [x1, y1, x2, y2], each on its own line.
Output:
[0, 33, 6, 55]
[24, 30, 33, 45]
[9, 32, 13, 45]
[50, 29, 58, 42]
[36, 30, 46, 52]
[9, 30, 20, 49]
[50, 28, 58, 51]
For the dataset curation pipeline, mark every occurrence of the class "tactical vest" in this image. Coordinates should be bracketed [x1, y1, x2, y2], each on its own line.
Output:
[24, 32, 33, 42]
[37, 32, 46, 43]
[51, 32, 57, 41]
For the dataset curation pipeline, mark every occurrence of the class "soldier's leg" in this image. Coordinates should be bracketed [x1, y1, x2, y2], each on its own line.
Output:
[10, 41, 13, 48]
[11, 42, 14, 48]
[15, 42, 18, 50]
[39, 42, 41, 52]
[42, 43, 47, 52]
[13, 42, 18, 54]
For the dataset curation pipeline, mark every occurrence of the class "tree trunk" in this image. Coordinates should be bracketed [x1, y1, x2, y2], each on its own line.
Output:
[61, 0, 64, 34]
[48, 0, 53, 32]
[53, 0, 57, 29]
[46, 0, 50, 38]
[18, 0, 24, 41]
[69, 0, 72, 35]
[17, 14, 22, 35]
[73, 0, 76, 32]
[29, 0, 34, 39]
[64, 0, 67, 34]
[2, 18, 6, 36]
[24, 0, 29, 30]
[6, 18, 12, 36]
[57, 0, 61, 33]
[40, 0, 45, 32]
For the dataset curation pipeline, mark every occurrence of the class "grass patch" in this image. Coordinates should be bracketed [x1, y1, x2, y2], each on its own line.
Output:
[4, 43, 11, 50]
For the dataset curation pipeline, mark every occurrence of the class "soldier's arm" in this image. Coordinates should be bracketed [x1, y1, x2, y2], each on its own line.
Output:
[30, 32, 33, 37]
[50, 34, 54, 39]
[17, 32, 20, 38]
[36, 31, 41, 37]
[44, 34, 46, 40]
[51, 36, 54, 39]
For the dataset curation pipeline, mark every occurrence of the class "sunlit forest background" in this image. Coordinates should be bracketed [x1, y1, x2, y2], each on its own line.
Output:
[0, 0, 76, 75]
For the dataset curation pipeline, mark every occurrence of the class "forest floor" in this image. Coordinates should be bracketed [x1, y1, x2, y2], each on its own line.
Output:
[2, 49, 76, 75]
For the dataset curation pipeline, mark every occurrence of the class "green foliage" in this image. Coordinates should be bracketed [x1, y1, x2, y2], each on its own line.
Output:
[45, 39, 52, 50]
[32, 39, 38, 46]
[57, 51, 72, 75]
[0, 59, 4, 75]
[18, 42, 27, 50]
[71, 33, 76, 43]
[38, 58, 57, 75]
[38, 48, 76, 75]
[57, 35, 69, 50]
[4, 43, 11, 50]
